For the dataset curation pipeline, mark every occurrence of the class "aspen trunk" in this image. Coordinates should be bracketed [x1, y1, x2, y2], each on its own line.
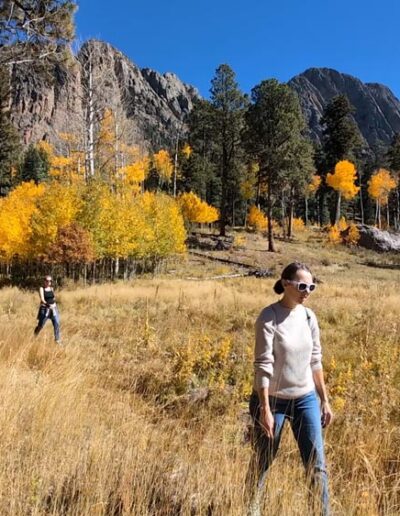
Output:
[87, 57, 95, 178]
[267, 178, 276, 252]
[305, 195, 309, 226]
[335, 192, 342, 225]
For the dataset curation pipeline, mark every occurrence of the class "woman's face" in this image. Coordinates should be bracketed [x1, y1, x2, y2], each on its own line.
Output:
[44, 277, 52, 287]
[283, 269, 314, 305]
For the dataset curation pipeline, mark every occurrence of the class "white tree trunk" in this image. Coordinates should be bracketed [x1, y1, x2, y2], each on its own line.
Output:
[87, 57, 95, 178]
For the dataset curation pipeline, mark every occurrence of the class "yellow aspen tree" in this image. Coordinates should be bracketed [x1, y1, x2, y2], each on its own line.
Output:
[0, 182, 45, 261]
[36, 141, 54, 159]
[367, 168, 398, 228]
[181, 144, 192, 159]
[97, 108, 117, 185]
[308, 174, 322, 194]
[39, 139, 83, 184]
[77, 182, 138, 278]
[77, 181, 111, 259]
[135, 192, 187, 260]
[118, 156, 150, 193]
[59, 132, 85, 182]
[29, 183, 83, 257]
[153, 149, 173, 185]
[50, 155, 75, 182]
[247, 205, 267, 231]
[326, 160, 360, 224]
[178, 192, 219, 225]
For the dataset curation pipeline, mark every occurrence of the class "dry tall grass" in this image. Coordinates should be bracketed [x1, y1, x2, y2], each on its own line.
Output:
[0, 236, 399, 515]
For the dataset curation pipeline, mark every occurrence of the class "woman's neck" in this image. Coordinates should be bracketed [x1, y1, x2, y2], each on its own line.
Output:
[279, 297, 298, 310]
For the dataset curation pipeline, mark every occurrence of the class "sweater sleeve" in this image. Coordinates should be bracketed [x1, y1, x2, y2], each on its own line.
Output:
[308, 309, 323, 371]
[254, 308, 275, 389]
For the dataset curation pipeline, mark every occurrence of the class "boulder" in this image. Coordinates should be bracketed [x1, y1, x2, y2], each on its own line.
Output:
[356, 224, 400, 252]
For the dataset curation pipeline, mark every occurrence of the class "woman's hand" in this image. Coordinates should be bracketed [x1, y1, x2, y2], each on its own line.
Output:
[260, 407, 275, 438]
[321, 400, 333, 428]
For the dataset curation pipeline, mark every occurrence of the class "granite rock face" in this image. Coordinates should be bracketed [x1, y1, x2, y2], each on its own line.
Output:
[289, 67, 400, 146]
[9, 39, 199, 149]
[9, 47, 400, 152]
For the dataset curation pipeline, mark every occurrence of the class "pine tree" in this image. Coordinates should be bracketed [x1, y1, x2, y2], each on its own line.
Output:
[209, 64, 247, 235]
[0, 67, 21, 195]
[184, 99, 219, 203]
[321, 95, 363, 168]
[19, 144, 50, 184]
[0, 1, 76, 67]
[281, 138, 314, 238]
[319, 95, 364, 224]
[244, 79, 311, 251]
[184, 66, 247, 233]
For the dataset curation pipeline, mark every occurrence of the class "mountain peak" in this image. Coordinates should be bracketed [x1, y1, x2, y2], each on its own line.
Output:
[289, 67, 400, 145]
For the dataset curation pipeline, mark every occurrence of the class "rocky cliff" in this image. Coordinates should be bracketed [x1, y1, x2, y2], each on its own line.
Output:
[289, 67, 400, 146]
[9, 40, 199, 149]
[9, 45, 400, 151]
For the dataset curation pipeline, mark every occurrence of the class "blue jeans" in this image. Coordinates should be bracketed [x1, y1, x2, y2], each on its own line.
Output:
[34, 305, 61, 342]
[247, 390, 329, 515]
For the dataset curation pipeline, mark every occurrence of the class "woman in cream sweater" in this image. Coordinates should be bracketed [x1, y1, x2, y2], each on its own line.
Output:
[247, 262, 333, 516]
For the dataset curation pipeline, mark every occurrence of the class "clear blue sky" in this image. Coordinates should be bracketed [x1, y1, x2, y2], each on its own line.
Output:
[75, 0, 400, 99]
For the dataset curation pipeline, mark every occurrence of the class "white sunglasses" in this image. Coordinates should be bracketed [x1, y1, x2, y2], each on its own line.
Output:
[285, 280, 316, 293]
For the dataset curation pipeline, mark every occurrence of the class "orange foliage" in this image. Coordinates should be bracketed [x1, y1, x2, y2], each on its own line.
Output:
[344, 223, 360, 246]
[43, 223, 95, 264]
[326, 160, 360, 199]
[247, 205, 267, 231]
[0, 182, 45, 261]
[292, 217, 306, 232]
[327, 224, 341, 245]
[178, 192, 219, 224]
[327, 218, 360, 246]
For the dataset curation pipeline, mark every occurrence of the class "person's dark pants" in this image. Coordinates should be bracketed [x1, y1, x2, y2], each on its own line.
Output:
[34, 305, 60, 342]
[246, 390, 330, 516]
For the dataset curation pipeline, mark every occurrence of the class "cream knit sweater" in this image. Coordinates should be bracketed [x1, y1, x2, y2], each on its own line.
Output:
[253, 301, 323, 399]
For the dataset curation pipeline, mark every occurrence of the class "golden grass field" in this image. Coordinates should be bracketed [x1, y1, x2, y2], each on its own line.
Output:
[0, 230, 399, 515]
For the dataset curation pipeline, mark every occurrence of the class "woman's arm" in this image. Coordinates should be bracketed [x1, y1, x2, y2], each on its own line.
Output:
[39, 287, 46, 305]
[254, 309, 276, 438]
[254, 310, 275, 390]
[258, 386, 275, 438]
[313, 369, 333, 427]
[309, 310, 333, 427]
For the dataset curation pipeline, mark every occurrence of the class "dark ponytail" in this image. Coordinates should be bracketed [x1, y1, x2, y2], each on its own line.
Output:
[273, 279, 284, 294]
[273, 262, 312, 294]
